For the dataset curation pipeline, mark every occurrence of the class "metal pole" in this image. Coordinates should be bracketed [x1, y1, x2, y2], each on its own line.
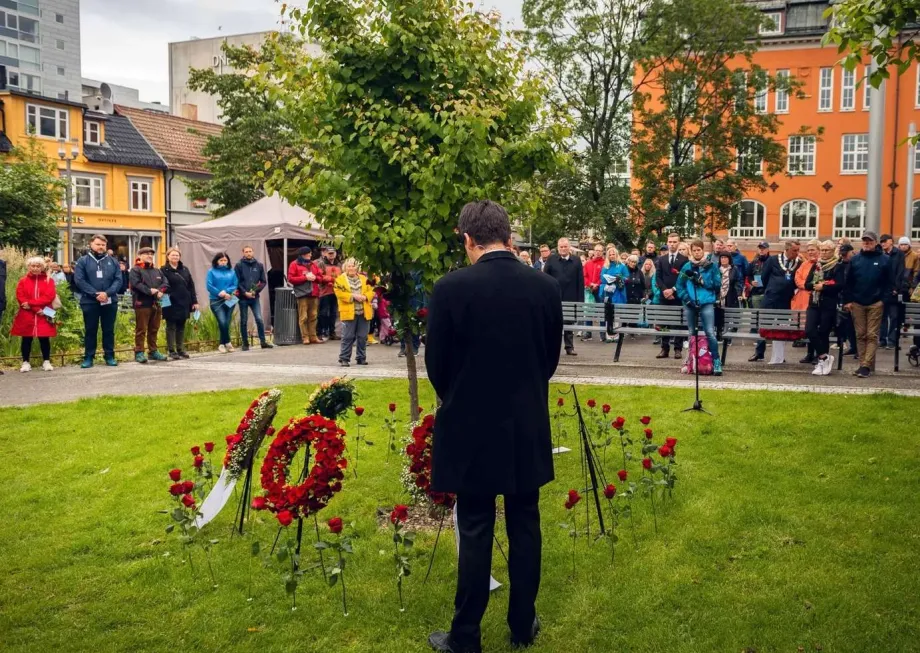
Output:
[866, 30, 887, 235]
[283, 237, 289, 286]
[907, 123, 916, 238]
[65, 157, 74, 265]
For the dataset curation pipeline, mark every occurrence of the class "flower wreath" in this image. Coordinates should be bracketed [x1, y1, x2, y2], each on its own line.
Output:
[306, 377, 357, 420]
[404, 414, 455, 510]
[223, 389, 282, 481]
[255, 414, 348, 524]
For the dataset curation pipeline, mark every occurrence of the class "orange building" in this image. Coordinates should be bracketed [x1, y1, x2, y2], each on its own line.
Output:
[636, 0, 920, 250]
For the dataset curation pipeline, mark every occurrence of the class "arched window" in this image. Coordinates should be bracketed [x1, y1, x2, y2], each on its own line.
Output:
[912, 200, 920, 240]
[833, 200, 866, 239]
[730, 200, 766, 239]
[780, 200, 819, 240]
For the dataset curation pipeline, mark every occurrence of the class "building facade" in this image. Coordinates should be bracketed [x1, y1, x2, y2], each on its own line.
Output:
[0, 0, 80, 100]
[0, 89, 168, 264]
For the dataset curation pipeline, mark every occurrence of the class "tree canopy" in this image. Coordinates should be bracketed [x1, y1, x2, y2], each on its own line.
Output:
[0, 137, 66, 252]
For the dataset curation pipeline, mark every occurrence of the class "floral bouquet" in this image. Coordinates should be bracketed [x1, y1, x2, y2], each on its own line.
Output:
[306, 377, 357, 420]
[224, 389, 282, 482]
[404, 414, 455, 511]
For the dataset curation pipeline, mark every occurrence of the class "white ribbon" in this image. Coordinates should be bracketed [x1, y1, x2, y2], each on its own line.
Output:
[193, 468, 239, 529]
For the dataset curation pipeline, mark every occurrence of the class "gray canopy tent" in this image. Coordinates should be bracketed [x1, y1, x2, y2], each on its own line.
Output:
[175, 195, 328, 321]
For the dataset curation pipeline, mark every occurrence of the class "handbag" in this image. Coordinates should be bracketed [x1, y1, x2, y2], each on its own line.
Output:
[911, 284, 920, 303]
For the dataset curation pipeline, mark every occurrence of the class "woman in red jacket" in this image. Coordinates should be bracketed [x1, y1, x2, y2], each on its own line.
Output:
[11, 257, 58, 372]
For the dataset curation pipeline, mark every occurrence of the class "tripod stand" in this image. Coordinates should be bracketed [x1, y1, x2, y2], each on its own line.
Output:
[680, 272, 712, 415]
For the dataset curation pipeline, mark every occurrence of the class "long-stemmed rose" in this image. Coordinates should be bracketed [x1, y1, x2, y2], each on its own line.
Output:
[613, 416, 630, 471]
[660, 437, 678, 499]
[390, 505, 413, 612]
[385, 402, 398, 464]
[351, 406, 373, 478]
[563, 489, 582, 578]
[602, 484, 618, 564]
[552, 397, 568, 451]
[316, 516, 352, 616]
[163, 468, 217, 586]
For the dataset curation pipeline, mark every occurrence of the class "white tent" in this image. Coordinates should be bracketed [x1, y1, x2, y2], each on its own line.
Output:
[176, 195, 329, 319]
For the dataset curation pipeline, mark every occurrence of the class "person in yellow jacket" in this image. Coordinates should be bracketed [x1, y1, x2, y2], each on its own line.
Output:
[334, 258, 374, 367]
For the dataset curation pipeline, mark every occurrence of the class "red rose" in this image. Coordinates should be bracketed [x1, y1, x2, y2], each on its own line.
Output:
[617, 469, 628, 481]
[417, 406, 423, 414]
[169, 483, 184, 496]
[665, 437, 677, 448]
[644, 428, 653, 440]
[564, 489, 581, 509]
[642, 457, 652, 470]
[168, 468, 182, 482]
[603, 484, 616, 499]
[204, 442, 214, 453]
[602, 404, 611, 414]
[328, 517, 344, 534]
[416, 308, 429, 319]
[640, 416, 651, 425]
[182, 480, 195, 493]
[612, 417, 625, 430]
[659, 445, 673, 458]
[193, 455, 204, 469]
[277, 510, 294, 527]
[557, 398, 564, 407]
[181, 493, 196, 509]
[389, 403, 397, 413]
[390, 504, 409, 524]
[587, 399, 597, 409]
[190, 446, 201, 456]
[251, 496, 267, 511]
[355, 406, 365, 416]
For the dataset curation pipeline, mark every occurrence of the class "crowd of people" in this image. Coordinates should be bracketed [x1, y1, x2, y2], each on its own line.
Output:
[529, 231, 920, 378]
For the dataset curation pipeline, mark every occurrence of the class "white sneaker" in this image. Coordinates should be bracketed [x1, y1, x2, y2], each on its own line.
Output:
[42, 361, 54, 372]
[226, 344, 235, 353]
[20, 361, 31, 373]
[811, 359, 825, 376]
[823, 355, 834, 375]
[218, 344, 227, 354]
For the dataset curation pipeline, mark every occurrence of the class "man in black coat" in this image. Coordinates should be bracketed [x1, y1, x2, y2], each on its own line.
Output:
[542, 237, 583, 355]
[654, 232, 688, 358]
[426, 200, 563, 653]
[0, 256, 5, 375]
[749, 240, 801, 362]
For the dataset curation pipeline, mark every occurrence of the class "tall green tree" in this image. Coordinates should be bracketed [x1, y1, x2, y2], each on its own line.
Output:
[184, 35, 304, 217]
[631, 0, 790, 240]
[258, 0, 563, 416]
[0, 137, 66, 251]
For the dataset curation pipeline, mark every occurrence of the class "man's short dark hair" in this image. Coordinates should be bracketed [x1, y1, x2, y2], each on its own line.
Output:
[880, 233, 893, 242]
[91, 234, 107, 243]
[539, 243, 549, 250]
[458, 200, 512, 247]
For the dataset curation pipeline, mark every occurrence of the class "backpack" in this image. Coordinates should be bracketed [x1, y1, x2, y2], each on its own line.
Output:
[681, 335, 714, 375]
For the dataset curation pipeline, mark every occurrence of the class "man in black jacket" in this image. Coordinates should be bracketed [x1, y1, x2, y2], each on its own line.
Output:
[426, 200, 563, 653]
[234, 246, 273, 351]
[73, 234, 124, 368]
[0, 256, 5, 375]
[844, 231, 894, 378]
[749, 240, 801, 362]
[542, 237, 583, 355]
[129, 248, 170, 364]
[878, 234, 905, 349]
[655, 232, 688, 358]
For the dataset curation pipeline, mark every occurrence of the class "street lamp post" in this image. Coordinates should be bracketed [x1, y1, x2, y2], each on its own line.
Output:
[58, 138, 80, 264]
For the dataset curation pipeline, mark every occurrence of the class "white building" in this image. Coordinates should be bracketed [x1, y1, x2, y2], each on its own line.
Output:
[82, 78, 168, 114]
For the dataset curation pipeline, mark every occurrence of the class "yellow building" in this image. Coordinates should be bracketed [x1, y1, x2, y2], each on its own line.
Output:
[0, 89, 167, 264]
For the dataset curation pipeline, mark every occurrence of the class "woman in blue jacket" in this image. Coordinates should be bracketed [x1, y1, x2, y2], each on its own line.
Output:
[676, 239, 723, 375]
[206, 252, 238, 353]
[600, 246, 628, 305]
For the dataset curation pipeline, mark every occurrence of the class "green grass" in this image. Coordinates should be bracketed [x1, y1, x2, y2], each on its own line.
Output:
[1, 382, 918, 653]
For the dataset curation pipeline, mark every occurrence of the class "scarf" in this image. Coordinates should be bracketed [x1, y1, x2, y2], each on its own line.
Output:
[819, 256, 839, 273]
[719, 266, 731, 301]
[347, 274, 362, 295]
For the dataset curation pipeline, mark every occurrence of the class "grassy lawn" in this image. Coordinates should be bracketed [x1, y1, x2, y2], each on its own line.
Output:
[1, 381, 918, 653]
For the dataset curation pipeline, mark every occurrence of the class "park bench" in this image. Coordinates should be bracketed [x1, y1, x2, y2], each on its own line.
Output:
[895, 303, 920, 370]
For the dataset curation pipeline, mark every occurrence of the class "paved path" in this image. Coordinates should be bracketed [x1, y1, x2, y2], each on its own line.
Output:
[2, 336, 919, 407]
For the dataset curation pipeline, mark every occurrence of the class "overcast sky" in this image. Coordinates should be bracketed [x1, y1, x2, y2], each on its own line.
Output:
[80, 0, 523, 104]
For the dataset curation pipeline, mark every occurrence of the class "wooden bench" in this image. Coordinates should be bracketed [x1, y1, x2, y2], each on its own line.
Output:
[895, 303, 920, 370]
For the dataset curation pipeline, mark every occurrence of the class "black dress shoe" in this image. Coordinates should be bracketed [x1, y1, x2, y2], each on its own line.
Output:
[511, 617, 541, 649]
[799, 355, 814, 364]
[748, 354, 764, 362]
[339, 360, 350, 367]
[655, 349, 670, 359]
[261, 342, 274, 349]
[565, 349, 577, 356]
[428, 631, 482, 653]
[674, 349, 683, 359]
[356, 360, 368, 366]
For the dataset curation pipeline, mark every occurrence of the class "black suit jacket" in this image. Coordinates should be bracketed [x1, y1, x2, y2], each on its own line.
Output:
[542, 254, 584, 303]
[426, 251, 563, 496]
[0, 258, 6, 313]
[655, 253, 688, 305]
[760, 254, 800, 309]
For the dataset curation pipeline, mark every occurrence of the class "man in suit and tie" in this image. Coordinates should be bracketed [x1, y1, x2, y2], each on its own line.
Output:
[655, 232, 688, 359]
[543, 237, 584, 355]
[426, 200, 563, 653]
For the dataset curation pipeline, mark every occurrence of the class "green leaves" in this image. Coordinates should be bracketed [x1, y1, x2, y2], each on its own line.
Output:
[0, 136, 66, 252]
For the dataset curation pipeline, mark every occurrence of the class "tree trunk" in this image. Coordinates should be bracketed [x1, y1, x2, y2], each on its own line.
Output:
[405, 346, 420, 423]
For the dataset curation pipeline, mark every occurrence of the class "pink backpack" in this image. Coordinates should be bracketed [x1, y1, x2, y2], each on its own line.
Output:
[681, 336, 714, 375]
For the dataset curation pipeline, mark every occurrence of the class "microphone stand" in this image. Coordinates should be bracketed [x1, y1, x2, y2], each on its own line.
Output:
[681, 267, 712, 415]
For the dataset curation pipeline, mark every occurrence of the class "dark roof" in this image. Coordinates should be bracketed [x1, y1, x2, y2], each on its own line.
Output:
[0, 132, 12, 153]
[3, 88, 88, 110]
[117, 105, 221, 174]
[83, 114, 167, 170]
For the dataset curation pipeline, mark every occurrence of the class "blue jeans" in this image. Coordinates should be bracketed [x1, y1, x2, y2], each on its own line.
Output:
[686, 303, 720, 362]
[238, 297, 266, 345]
[210, 300, 235, 346]
[81, 301, 118, 360]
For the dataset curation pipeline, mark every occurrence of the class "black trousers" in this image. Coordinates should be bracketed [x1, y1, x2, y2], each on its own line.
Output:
[563, 321, 575, 352]
[452, 491, 541, 648]
[806, 304, 836, 358]
[22, 336, 51, 362]
[81, 301, 118, 360]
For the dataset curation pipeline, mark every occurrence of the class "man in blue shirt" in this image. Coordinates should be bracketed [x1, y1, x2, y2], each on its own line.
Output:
[73, 234, 123, 368]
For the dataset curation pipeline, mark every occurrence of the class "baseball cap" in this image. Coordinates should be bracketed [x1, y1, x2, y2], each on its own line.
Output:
[861, 231, 879, 242]
[757, 241, 770, 249]
[839, 243, 854, 255]
[898, 236, 912, 246]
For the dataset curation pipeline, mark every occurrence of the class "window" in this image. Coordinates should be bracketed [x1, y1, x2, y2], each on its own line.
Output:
[55, 13, 65, 24]
[0, 40, 4, 56]
[730, 200, 766, 239]
[5, 13, 17, 29]
[84, 121, 100, 145]
[72, 176, 104, 209]
[819, 67, 833, 111]
[917, 65, 920, 107]
[754, 80, 768, 113]
[5, 42, 17, 59]
[55, 39, 64, 50]
[863, 66, 871, 110]
[670, 142, 696, 168]
[20, 72, 40, 94]
[760, 11, 783, 36]
[26, 104, 68, 139]
[913, 201, 920, 240]
[787, 135, 816, 175]
[833, 200, 866, 239]
[775, 69, 790, 113]
[18, 16, 38, 42]
[56, 66, 65, 76]
[611, 158, 629, 177]
[841, 134, 869, 173]
[130, 179, 151, 212]
[737, 139, 763, 175]
[733, 71, 748, 109]
[841, 68, 855, 111]
[914, 142, 920, 173]
[780, 200, 819, 239]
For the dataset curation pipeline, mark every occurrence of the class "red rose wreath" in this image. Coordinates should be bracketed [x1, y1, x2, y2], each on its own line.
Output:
[405, 414, 455, 510]
[254, 414, 348, 525]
